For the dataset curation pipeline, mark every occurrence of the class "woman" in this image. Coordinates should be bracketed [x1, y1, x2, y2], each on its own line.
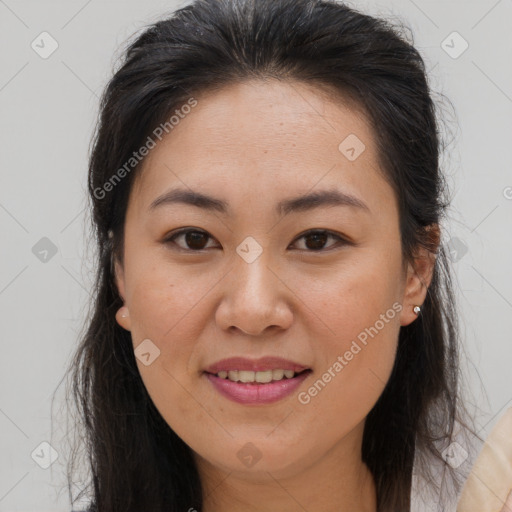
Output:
[66, 0, 481, 510]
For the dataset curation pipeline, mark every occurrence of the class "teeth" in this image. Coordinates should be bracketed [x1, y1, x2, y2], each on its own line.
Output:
[215, 369, 300, 382]
[255, 370, 273, 383]
[239, 370, 255, 383]
[272, 369, 284, 380]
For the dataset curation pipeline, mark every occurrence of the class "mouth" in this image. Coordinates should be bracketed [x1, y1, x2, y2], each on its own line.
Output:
[206, 368, 312, 383]
[202, 356, 312, 404]
[203, 355, 310, 375]
[203, 367, 313, 405]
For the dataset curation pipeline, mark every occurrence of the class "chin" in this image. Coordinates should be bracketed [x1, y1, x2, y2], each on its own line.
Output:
[201, 439, 312, 480]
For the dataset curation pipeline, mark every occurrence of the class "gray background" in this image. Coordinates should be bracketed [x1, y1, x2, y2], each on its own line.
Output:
[1, 0, 511, 510]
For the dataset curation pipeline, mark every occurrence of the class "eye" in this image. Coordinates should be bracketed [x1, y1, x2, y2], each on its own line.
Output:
[289, 229, 349, 252]
[163, 228, 349, 253]
[164, 228, 218, 251]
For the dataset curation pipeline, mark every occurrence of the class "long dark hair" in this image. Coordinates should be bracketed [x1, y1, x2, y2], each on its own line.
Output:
[65, 0, 479, 510]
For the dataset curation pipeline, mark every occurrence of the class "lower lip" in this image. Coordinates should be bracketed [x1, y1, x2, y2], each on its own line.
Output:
[204, 371, 311, 405]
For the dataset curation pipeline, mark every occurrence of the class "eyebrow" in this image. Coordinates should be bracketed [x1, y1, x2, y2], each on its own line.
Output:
[148, 187, 370, 217]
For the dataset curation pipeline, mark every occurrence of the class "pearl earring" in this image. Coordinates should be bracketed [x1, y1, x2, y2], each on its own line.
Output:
[413, 305, 421, 315]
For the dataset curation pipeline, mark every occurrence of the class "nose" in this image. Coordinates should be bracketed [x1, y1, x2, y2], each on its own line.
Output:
[215, 251, 293, 337]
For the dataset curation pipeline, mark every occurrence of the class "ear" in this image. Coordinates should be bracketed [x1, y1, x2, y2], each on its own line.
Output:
[400, 224, 440, 327]
[114, 258, 131, 331]
[114, 258, 126, 302]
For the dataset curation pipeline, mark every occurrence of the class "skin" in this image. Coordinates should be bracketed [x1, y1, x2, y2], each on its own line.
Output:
[114, 79, 438, 512]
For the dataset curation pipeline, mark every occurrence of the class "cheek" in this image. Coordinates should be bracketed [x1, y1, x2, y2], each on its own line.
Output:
[291, 247, 403, 336]
[291, 252, 402, 412]
[124, 251, 227, 381]
[125, 253, 206, 343]
[127, 275, 208, 436]
[295, 287, 400, 449]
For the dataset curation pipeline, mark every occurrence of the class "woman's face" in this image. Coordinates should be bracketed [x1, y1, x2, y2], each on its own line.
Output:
[114, 79, 431, 481]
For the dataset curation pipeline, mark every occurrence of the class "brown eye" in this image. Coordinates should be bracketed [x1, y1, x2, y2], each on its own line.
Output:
[303, 231, 329, 250]
[165, 229, 216, 251]
[291, 230, 348, 252]
[164, 228, 349, 253]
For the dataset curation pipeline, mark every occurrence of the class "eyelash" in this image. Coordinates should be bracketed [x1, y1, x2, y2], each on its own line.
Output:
[163, 228, 351, 253]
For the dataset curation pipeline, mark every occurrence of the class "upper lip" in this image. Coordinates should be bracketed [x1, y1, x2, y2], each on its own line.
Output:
[204, 356, 310, 374]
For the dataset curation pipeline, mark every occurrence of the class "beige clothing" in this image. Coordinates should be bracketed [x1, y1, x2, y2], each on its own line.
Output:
[457, 407, 512, 512]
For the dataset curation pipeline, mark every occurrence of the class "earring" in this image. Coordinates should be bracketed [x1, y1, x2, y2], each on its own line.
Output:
[413, 305, 421, 316]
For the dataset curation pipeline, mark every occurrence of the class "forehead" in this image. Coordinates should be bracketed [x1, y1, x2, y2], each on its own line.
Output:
[130, 79, 393, 217]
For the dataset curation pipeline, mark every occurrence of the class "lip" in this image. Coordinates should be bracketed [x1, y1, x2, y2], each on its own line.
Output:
[205, 370, 312, 405]
[203, 356, 310, 374]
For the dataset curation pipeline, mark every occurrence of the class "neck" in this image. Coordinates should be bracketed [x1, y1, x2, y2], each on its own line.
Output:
[195, 426, 377, 512]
